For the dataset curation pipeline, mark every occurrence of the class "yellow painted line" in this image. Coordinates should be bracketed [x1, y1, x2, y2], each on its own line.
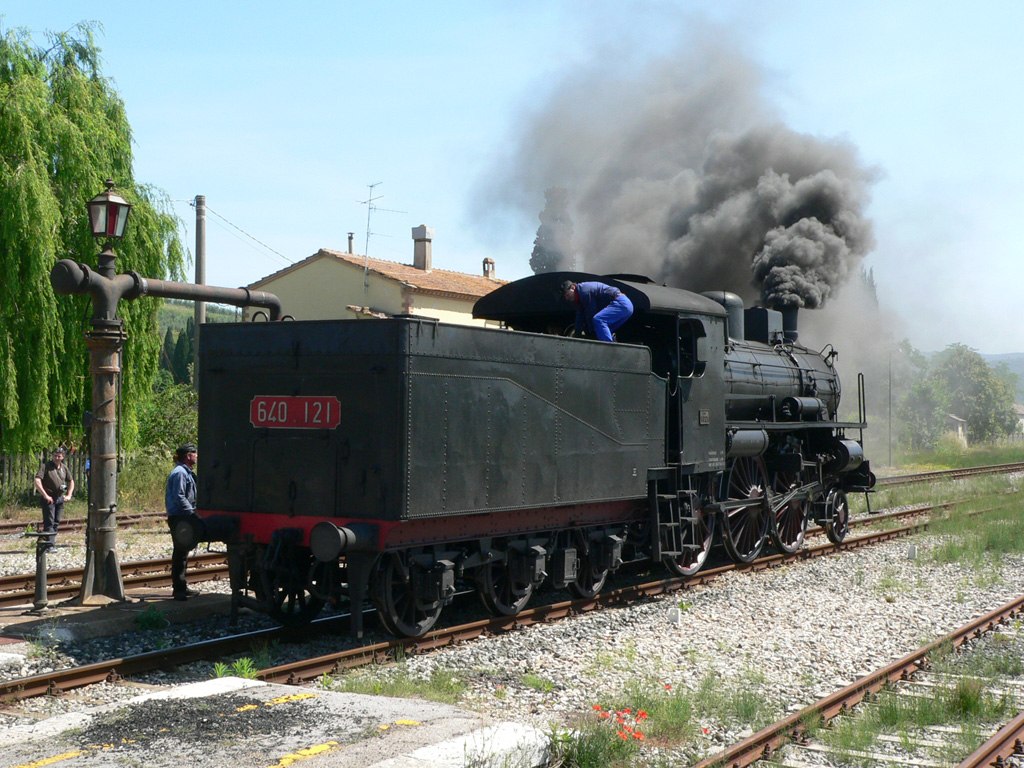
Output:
[264, 693, 318, 707]
[10, 751, 86, 768]
[267, 740, 340, 767]
[378, 719, 422, 731]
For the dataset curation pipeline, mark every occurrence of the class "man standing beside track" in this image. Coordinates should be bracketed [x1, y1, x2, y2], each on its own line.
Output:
[165, 444, 200, 601]
[34, 447, 73, 550]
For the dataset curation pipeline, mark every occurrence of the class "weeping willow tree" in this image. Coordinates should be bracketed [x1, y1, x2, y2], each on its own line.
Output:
[0, 22, 185, 453]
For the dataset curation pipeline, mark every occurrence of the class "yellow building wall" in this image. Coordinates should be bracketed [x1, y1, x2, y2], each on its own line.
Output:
[245, 256, 492, 326]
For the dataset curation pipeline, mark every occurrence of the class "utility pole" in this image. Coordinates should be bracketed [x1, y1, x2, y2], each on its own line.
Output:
[193, 195, 206, 391]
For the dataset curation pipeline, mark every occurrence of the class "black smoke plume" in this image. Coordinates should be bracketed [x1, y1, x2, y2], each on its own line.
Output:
[479, 31, 877, 309]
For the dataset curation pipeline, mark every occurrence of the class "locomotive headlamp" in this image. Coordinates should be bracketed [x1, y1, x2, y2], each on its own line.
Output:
[87, 179, 132, 240]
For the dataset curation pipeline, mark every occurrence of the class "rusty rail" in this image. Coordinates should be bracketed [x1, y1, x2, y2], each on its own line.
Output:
[691, 594, 1024, 768]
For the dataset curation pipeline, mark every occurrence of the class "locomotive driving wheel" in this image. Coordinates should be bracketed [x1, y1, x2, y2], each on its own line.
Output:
[260, 548, 328, 627]
[476, 551, 534, 616]
[370, 552, 443, 638]
[720, 455, 770, 563]
[769, 470, 808, 554]
[823, 487, 850, 545]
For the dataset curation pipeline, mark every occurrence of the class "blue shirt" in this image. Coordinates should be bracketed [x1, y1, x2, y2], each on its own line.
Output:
[165, 463, 197, 517]
[574, 281, 629, 334]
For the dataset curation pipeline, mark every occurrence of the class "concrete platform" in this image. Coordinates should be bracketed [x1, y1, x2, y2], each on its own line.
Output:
[0, 591, 551, 767]
[0, 587, 230, 644]
[1, 677, 550, 768]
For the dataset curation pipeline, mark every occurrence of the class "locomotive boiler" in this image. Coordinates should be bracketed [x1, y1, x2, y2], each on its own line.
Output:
[178, 271, 873, 637]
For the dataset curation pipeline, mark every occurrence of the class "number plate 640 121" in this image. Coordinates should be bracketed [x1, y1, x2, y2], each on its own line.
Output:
[250, 396, 341, 430]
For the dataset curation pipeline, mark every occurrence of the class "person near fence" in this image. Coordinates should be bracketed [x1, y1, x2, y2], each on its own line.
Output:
[165, 444, 200, 601]
[33, 447, 74, 549]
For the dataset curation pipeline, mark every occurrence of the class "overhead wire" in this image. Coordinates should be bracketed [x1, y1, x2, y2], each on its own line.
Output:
[173, 199, 294, 268]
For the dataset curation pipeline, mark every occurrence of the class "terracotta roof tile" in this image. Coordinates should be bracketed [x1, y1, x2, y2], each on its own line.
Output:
[250, 248, 505, 299]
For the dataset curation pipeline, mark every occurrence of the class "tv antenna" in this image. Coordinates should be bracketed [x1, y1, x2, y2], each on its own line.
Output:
[359, 182, 406, 288]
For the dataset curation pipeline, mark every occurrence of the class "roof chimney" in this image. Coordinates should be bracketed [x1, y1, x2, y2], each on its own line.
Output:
[412, 225, 433, 271]
[347, 232, 355, 254]
[483, 257, 495, 279]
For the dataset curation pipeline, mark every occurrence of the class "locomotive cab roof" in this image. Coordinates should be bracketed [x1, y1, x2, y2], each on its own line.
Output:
[472, 271, 725, 332]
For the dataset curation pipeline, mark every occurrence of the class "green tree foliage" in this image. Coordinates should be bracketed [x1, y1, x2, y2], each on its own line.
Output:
[171, 318, 194, 385]
[895, 341, 1018, 448]
[930, 344, 1018, 442]
[530, 187, 573, 274]
[137, 371, 197, 453]
[0, 23, 185, 452]
[161, 327, 175, 374]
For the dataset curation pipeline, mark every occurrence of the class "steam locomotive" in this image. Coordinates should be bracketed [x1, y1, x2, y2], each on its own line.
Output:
[178, 271, 874, 637]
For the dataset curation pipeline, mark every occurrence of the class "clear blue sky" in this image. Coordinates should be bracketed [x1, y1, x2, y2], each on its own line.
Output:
[4, 1, 1023, 353]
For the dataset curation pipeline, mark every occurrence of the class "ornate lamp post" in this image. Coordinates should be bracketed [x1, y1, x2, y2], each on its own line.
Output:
[79, 179, 132, 603]
[51, 181, 284, 604]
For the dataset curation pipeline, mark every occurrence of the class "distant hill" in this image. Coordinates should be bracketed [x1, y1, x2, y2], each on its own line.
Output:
[158, 299, 240, 335]
[983, 353, 1024, 403]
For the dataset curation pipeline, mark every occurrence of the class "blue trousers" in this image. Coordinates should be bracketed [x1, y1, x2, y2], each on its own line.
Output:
[591, 295, 634, 341]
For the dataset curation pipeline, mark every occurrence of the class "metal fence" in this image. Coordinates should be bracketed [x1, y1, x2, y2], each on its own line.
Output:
[0, 451, 88, 503]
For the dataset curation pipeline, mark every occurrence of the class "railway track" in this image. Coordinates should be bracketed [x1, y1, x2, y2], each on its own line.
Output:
[0, 551, 228, 608]
[875, 461, 1024, 487]
[0, 500, 935, 610]
[0, 511, 165, 536]
[0, 510, 937, 703]
[692, 593, 1024, 768]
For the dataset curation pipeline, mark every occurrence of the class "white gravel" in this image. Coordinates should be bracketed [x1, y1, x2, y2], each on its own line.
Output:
[0, 521, 180, 576]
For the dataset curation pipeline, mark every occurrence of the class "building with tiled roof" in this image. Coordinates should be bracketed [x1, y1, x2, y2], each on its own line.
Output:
[245, 226, 505, 325]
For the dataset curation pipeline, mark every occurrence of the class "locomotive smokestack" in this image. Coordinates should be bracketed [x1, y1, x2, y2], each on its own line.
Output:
[779, 306, 798, 343]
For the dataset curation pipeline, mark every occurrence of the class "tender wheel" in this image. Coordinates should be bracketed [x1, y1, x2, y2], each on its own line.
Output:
[370, 552, 443, 638]
[663, 498, 714, 577]
[824, 488, 850, 545]
[769, 470, 808, 554]
[568, 533, 609, 599]
[720, 456, 770, 563]
[476, 555, 534, 616]
[260, 549, 327, 627]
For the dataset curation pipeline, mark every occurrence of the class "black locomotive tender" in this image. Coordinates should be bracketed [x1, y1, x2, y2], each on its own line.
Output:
[181, 271, 874, 637]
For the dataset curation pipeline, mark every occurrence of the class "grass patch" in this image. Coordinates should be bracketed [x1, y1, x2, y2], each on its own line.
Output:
[928, 501, 1024, 567]
[522, 673, 556, 693]
[212, 657, 261, 679]
[549, 671, 779, 766]
[548, 716, 643, 768]
[874, 567, 906, 602]
[895, 441, 1024, 471]
[133, 605, 169, 631]
[330, 665, 467, 704]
